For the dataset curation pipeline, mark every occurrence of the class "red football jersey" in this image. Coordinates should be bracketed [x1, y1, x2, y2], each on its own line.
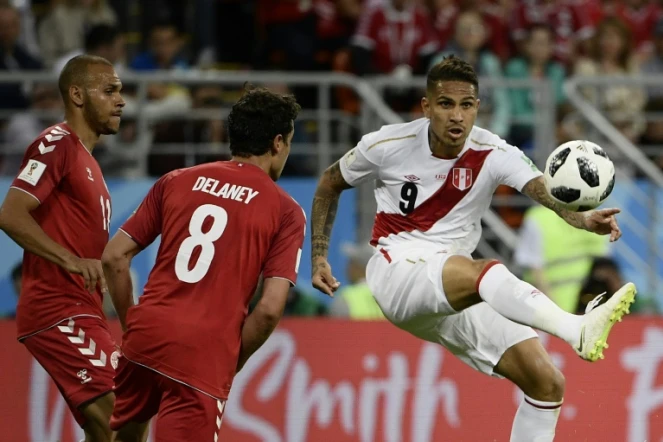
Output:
[511, 0, 594, 63]
[119, 161, 306, 399]
[11, 123, 111, 338]
[352, 3, 439, 73]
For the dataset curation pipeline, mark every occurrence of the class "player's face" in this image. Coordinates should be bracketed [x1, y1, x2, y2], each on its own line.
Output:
[422, 81, 479, 149]
[83, 64, 125, 135]
[270, 128, 294, 181]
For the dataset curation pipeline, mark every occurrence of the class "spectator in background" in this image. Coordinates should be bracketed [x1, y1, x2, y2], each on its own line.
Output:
[350, 0, 439, 78]
[430, 10, 510, 138]
[510, 0, 594, 65]
[577, 257, 659, 314]
[2, 0, 40, 58]
[0, 4, 42, 109]
[574, 17, 646, 143]
[588, 0, 661, 61]
[2, 84, 62, 175]
[130, 21, 188, 71]
[514, 205, 610, 313]
[427, 0, 512, 62]
[505, 24, 566, 149]
[639, 98, 663, 168]
[255, 0, 318, 70]
[52, 24, 126, 75]
[642, 18, 663, 100]
[315, 0, 362, 56]
[38, 0, 117, 67]
[328, 242, 385, 320]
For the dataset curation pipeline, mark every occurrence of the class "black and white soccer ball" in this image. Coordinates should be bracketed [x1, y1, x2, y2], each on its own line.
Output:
[543, 140, 616, 212]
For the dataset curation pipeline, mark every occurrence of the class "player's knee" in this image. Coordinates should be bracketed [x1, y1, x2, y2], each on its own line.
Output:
[530, 364, 566, 402]
[442, 256, 499, 311]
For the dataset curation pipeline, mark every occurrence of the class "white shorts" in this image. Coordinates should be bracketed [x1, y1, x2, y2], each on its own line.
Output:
[366, 247, 538, 377]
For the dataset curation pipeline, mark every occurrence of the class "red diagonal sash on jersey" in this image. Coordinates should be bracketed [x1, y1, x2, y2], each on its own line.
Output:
[371, 148, 492, 246]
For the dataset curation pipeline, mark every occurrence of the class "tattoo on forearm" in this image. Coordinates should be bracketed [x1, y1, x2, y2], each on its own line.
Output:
[310, 161, 351, 268]
[521, 177, 586, 230]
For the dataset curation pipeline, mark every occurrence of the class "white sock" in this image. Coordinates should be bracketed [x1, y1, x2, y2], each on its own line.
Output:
[510, 395, 563, 442]
[477, 263, 582, 345]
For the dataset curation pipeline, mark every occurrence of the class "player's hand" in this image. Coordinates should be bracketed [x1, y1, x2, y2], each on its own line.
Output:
[312, 258, 340, 297]
[64, 257, 109, 294]
[583, 208, 622, 242]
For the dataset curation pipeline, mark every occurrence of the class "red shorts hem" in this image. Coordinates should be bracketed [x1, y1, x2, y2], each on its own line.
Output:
[22, 316, 118, 427]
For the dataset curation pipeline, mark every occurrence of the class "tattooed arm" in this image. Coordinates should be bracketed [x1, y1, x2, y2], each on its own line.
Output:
[521, 176, 587, 229]
[521, 176, 622, 241]
[311, 160, 353, 296]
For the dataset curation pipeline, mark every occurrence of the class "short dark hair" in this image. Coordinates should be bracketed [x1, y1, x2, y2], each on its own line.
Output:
[58, 54, 113, 103]
[227, 86, 301, 158]
[427, 55, 479, 94]
[85, 24, 120, 52]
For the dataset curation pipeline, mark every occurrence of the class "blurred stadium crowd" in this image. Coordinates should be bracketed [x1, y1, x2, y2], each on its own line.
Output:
[2, 0, 663, 174]
[0, 0, 661, 319]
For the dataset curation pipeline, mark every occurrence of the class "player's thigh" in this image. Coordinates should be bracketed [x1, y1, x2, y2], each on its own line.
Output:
[366, 248, 462, 325]
[494, 336, 565, 401]
[441, 255, 497, 311]
[417, 303, 539, 377]
[110, 356, 160, 440]
[22, 316, 119, 429]
[154, 377, 226, 442]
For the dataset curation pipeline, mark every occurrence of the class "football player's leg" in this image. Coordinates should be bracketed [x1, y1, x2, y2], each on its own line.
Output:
[153, 376, 226, 442]
[442, 256, 636, 361]
[80, 392, 114, 442]
[494, 338, 564, 442]
[110, 357, 158, 442]
[22, 317, 120, 441]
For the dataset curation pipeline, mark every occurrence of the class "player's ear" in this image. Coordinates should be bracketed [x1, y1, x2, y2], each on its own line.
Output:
[421, 96, 430, 118]
[475, 98, 481, 112]
[271, 133, 284, 156]
[69, 85, 84, 107]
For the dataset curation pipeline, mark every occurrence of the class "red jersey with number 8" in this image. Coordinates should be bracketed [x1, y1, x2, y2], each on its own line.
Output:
[11, 123, 111, 339]
[119, 161, 306, 399]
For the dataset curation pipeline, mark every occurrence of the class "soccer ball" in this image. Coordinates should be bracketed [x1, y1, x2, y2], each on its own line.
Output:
[543, 140, 616, 212]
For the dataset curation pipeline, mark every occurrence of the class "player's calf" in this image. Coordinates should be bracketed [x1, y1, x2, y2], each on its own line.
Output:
[495, 338, 564, 442]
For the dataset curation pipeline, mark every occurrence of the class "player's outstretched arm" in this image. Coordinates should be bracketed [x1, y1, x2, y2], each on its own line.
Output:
[236, 277, 290, 372]
[0, 188, 107, 292]
[521, 176, 622, 242]
[101, 231, 141, 332]
[311, 160, 353, 296]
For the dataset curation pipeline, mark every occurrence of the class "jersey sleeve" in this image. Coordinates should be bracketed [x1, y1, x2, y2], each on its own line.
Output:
[262, 196, 306, 285]
[489, 144, 543, 191]
[339, 133, 383, 187]
[120, 175, 167, 248]
[10, 135, 73, 203]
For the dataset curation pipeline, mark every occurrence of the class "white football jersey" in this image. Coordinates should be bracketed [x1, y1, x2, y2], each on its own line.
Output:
[340, 118, 542, 254]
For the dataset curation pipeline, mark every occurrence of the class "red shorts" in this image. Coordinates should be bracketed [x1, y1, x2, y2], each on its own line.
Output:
[21, 316, 119, 427]
[111, 356, 226, 441]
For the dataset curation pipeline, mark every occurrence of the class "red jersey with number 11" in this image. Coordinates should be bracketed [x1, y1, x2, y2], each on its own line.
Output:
[119, 161, 306, 400]
[11, 123, 111, 339]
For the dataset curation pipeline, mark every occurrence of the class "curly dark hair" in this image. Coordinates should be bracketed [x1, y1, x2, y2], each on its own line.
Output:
[427, 54, 479, 94]
[227, 86, 301, 158]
